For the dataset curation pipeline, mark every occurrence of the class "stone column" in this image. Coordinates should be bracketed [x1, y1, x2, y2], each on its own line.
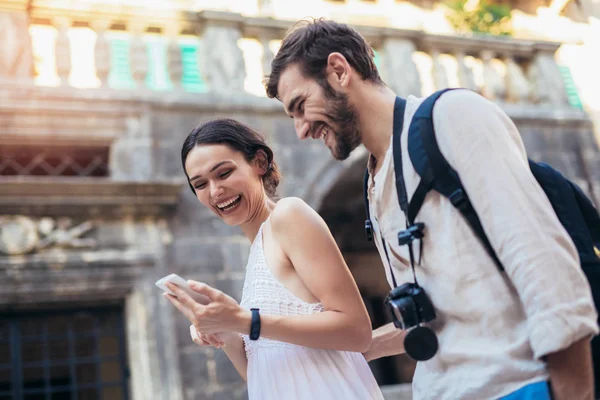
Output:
[92, 20, 112, 88]
[455, 51, 478, 92]
[261, 36, 275, 78]
[480, 50, 504, 101]
[200, 12, 246, 93]
[125, 221, 184, 400]
[109, 111, 154, 182]
[130, 22, 149, 89]
[257, 0, 275, 16]
[528, 49, 569, 107]
[504, 55, 529, 104]
[430, 49, 449, 91]
[0, 2, 34, 84]
[167, 26, 183, 90]
[52, 17, 72, 87]
[381, 37, 421, 97]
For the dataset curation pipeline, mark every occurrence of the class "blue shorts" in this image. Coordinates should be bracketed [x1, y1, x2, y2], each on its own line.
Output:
[500, 381, 553, 400]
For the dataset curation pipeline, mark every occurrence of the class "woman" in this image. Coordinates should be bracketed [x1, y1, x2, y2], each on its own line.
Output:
[164, 118, 384, 400]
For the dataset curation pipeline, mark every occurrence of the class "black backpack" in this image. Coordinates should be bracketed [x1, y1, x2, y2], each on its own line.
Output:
[363, 88, 600, 382]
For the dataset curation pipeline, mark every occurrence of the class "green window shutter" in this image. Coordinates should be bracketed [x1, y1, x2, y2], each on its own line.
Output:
[108, 38, 136, 89]
[558, 65, 584, 110]
[373, 49, 382, 71]
[180, 42, 207, 93]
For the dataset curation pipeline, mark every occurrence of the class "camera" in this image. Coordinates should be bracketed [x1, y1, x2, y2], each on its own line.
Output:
[385, 282, 435, 330]
[385, 282, 439, 361]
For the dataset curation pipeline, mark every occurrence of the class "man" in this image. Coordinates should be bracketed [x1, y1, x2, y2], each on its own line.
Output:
[264, 19, 599, 400]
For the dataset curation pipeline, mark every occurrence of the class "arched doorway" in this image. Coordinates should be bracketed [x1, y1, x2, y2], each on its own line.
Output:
[312, 149, 416, 386]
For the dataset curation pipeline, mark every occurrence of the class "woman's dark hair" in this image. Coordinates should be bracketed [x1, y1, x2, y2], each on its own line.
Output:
[181, 118, 281, 198]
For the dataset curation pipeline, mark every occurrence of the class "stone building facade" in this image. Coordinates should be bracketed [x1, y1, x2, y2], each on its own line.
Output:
[1, 1, 599, 399]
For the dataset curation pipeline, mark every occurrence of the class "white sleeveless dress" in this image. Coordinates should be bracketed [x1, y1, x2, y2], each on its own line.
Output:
[239, 221, 385, 400]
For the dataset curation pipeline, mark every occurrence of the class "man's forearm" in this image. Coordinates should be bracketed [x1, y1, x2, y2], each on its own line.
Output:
[547, 336, 594, 400]
[363, 322, 407, 362]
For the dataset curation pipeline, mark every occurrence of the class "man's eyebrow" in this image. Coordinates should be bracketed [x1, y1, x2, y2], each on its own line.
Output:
[188, 161, 233, 182]
[285, 95, 302, 115]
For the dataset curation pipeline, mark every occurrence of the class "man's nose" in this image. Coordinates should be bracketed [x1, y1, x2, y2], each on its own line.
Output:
[294, 118, 310, 140]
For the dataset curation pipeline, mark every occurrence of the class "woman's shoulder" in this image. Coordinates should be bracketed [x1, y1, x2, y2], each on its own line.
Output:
[270, 197, 323, 234]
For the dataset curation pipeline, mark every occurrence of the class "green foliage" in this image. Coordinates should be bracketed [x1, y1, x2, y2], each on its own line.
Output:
[444, 0, 514, 37]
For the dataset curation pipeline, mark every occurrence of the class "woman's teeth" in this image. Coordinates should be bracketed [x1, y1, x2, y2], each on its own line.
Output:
[216, 195, 241, 211]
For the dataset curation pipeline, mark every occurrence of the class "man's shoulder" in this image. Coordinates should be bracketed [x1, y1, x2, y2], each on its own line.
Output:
[404, 90, 493, 130]
[408, 88, 521, 162]
[415, 89, 508, 138]
[415, 89, 492, 117]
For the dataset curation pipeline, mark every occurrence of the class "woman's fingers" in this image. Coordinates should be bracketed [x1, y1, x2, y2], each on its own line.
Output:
[165, 293, 196, 322]
[190, 325, 225, 348]
[190, 325, 207, 346]
[202, 333, 225, 348]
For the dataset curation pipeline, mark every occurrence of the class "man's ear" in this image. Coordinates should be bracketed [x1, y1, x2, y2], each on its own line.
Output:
[325, 52, 351, 88]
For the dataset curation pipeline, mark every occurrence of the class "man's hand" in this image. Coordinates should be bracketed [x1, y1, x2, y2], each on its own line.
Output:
[547, 336, 595, 400]
[363, 322, 407, 362]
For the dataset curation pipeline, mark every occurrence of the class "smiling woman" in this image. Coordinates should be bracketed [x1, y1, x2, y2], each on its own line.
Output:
[171, 118, 385, 400]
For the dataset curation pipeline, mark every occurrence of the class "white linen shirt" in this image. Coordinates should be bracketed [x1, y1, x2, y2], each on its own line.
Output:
[367, 89, 599, 399]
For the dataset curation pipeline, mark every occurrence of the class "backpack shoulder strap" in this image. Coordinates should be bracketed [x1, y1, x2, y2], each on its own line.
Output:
[407, 88, 504, 271]
[568, 180, 600, 249]
[362, 96, 409, 242]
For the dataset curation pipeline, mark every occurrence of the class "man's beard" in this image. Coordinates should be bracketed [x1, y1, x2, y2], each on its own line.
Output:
[318, 80, 361, 160]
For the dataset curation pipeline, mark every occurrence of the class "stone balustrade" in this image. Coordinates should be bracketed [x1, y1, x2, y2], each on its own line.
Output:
[0, 2, 575, 108]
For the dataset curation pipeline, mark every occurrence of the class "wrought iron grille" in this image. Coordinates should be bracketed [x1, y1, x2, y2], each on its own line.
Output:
[0, 146, 109, 177]
[0, 307, 129, 400]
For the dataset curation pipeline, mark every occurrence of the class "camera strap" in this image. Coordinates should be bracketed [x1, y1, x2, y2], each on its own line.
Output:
[364, 97, 430, 288]
[380, 236, 421, 287]
[381, 238, 399, 288]
[372, 97, 424, 288]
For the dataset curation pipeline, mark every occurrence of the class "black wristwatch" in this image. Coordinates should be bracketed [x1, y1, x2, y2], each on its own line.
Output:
[249, 308, 261, 341]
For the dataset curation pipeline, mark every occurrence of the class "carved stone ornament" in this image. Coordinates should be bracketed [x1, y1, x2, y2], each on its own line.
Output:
[0, 216, 96, 255]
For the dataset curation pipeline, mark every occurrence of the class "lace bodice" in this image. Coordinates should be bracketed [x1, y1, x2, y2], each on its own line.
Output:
[239, 220, 324, 357]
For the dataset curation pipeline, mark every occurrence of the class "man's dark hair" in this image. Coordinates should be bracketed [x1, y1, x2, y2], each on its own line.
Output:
[265, 19, 383, 99]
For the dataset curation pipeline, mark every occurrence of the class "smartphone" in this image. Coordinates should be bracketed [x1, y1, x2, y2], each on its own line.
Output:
[155, 273, 211, 305]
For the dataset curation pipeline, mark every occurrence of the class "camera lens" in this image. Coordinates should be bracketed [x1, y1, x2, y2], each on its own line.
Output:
[404, 326, 438, 361]
[387, 297, 419, 329]
[390, 302, 407, 330]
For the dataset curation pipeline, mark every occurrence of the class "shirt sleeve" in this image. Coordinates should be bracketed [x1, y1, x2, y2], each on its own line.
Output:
[432, 89, 599, 360]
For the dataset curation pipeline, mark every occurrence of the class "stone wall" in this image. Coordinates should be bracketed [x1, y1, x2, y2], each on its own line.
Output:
[1, 4, 599, 399]
[1, 83, 598, 400]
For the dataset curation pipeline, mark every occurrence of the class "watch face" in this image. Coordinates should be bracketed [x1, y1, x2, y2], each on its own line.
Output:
[0, 215, 39, 255]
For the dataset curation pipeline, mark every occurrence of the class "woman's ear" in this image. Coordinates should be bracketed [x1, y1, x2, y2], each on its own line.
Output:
[254, 150, 270, 176]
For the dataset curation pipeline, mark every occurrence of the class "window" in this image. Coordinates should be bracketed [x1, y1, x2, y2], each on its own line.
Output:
[0, 145, 109, 177]
[0, 307, 129, 400]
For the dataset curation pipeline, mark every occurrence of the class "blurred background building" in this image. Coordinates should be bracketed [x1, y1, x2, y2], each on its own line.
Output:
[0, 0, 599, 399]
